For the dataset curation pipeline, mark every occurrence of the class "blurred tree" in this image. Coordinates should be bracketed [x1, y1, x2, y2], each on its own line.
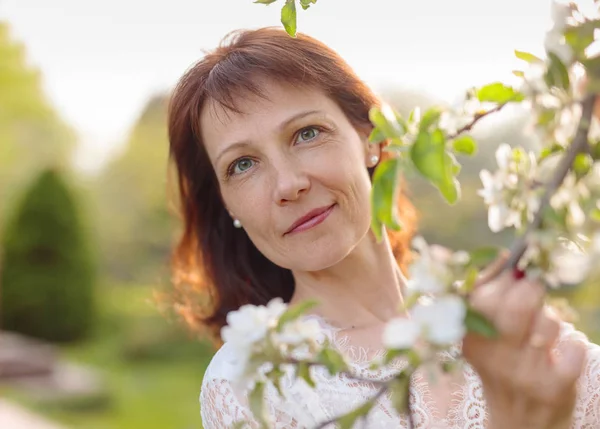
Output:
[0, 22, 75, 226]
[0, 168, 96, 342]
[90, 95, 175, 284]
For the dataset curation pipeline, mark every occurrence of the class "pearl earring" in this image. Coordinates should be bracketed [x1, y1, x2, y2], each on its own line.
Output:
[370, 155, 379, 166]
[233, 219, 242, 228]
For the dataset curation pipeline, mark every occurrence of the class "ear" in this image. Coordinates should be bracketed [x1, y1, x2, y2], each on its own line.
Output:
[364, 137, 382, 168]
[356, 125, 380, 164]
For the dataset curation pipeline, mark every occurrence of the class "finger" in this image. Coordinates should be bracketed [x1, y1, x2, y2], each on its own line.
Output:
[535, 339, 587, 405]
[515, 308, 561, 390]
[469, 271, 514, 323]
[474, 249, 510, 288]
[527, 307, 561, 353]
[495, 279, 545, 345]
[554, 339, 587, 387]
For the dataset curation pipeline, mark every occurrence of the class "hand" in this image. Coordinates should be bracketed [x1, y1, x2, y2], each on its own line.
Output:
[463, 271, 587, 429]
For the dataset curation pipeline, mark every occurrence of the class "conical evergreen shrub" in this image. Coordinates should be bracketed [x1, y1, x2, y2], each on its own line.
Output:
[0, 168, 96, 342]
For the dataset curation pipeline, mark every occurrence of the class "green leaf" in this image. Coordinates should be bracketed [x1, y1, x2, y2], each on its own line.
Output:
[419, 107, 442, 132]
[411, 130, 461, 204]
[582, 55, 600, 81]
[276, 299, 319, 331]
[337, 401, 375, 429]
[468, 247, 500, 268]
[452, 135, 477, 156]
[369, 107, 405, 139]
[438, 176, 460, 204]
[248, 381, 269, 428]
[411, 131, 446, 183]
[540, 142, 563, 160]
[368, 127, 385, 144]
[446, 151, 462, 175]
[545, 52, 570, 90]
[371, 158, 402, 241]
[408, 107, 421, 123]
[465, 306, 498, 338]
[318, 348, 348, 375]
[476, 82, 525, 104]
[281, 0, 297, 37]
[389, 374, 410, 415]
[299, 0, 316, 9]
[564, 21, 598, 56]
[384, 348, 409, 364]
[254, 0, 278, 4]
[297, 362, 316, 388]
[267, 366, 285, 397]
[514, 50, 543, 63]
[441, 360, 460, 373]
[460, 266, 480, 294]
[402, 291, 421, 311]
[591, 207, 600, 222]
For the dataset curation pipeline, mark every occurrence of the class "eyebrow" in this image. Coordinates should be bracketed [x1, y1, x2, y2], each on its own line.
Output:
[214, 109, 323, 166]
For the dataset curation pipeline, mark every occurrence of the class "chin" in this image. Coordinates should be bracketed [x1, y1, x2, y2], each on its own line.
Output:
[282, 229, 361, 272]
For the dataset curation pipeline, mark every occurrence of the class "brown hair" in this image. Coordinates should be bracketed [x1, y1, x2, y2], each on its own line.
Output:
[167, 27, 417, 344]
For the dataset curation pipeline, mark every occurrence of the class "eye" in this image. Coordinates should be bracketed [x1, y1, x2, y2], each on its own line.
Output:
[229, 157, 255, 176]
[295, 126, 320, 144]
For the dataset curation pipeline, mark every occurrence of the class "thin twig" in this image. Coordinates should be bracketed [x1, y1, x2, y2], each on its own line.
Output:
[447, 102, 509, 140]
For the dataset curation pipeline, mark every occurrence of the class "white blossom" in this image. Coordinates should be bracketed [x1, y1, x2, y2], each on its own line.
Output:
[544, 29, 573, 65]
[406, 237, 451, 294]
[555, 104, 582, 146]
[274, 318, 322, 346]
[221, 303, 274, 352]
[478, 144, 541, 233]
[550, 173, 590, 228]
[520, 63, 547, 96]
[551, 1, 572, 32]
[412, 296, 467, 345]
[439, 110, 473, 136]
[547, 246, 592, 286]
[382, 317, 421, 350]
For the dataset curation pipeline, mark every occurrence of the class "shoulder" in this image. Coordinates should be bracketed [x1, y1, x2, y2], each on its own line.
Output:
[202, 341, 246, 384]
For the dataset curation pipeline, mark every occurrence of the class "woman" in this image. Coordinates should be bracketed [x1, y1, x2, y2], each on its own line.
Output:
[167, 27, 600, 428]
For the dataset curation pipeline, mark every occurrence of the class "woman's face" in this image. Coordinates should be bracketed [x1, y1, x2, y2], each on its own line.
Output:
[200, 81, 378, 271]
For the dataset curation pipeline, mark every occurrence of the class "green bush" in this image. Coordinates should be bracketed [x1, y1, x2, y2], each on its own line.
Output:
[0, 168, 96, 342]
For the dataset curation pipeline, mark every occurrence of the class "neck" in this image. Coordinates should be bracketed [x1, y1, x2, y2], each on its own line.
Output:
[289, 231, 407, 330]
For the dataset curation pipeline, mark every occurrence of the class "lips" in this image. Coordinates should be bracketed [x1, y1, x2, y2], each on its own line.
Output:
[284, 204, 336, 235]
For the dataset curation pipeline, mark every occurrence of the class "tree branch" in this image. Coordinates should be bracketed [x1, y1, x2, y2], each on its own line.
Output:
[447, 102, 509, 140]
[483, 94, 597, 281]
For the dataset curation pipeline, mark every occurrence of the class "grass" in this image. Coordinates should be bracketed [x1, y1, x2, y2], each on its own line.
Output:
[3, 283, 216, 429]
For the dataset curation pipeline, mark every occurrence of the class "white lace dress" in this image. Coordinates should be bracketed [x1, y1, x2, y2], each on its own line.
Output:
[200, 315, 600, 428]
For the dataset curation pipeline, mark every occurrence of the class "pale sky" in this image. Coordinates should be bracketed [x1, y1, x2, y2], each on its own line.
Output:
[0, 0, 556, 173]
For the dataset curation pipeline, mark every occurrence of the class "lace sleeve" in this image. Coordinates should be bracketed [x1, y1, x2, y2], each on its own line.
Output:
[558, 322, 600, 428]
[200, 342, 301, 429]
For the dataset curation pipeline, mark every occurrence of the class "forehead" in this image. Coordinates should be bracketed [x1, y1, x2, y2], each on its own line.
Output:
[200, 80, 340, 147]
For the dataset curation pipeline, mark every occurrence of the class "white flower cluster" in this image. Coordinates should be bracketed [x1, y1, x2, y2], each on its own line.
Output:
[383, 295, 466, 349]
[478, 143, 540, 233]
[221, 298, 323, 385]
[439, 98, 485, 136]
[544, 1, 575, 66]
[382, 237, 468, 350]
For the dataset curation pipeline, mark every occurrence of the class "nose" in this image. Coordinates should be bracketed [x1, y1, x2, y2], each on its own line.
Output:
[272, 157, 310, 205]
